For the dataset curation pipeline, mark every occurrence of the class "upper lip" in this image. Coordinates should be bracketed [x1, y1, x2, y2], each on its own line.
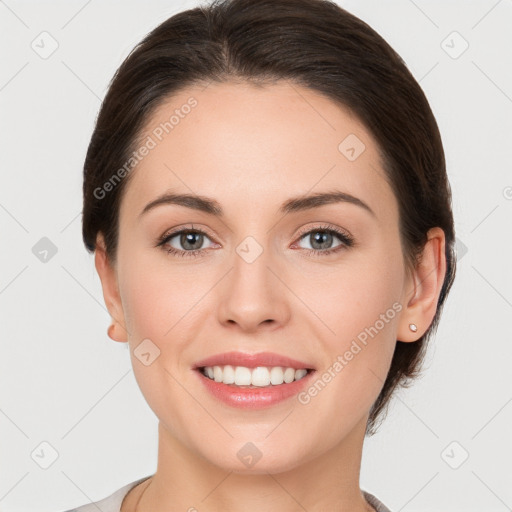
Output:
[193, 351, 315, 370]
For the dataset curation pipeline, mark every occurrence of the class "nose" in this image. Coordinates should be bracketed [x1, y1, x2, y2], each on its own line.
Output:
[216, 243, 291, 333]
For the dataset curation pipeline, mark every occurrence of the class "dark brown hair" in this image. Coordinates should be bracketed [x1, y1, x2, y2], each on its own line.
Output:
[82, 0, 457, 436]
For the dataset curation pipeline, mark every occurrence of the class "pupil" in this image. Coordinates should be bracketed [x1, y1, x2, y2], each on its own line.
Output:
[312, 231, 332, 250]
[182, 232, 202, 250]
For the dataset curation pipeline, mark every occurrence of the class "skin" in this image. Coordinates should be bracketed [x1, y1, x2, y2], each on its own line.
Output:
[94, 81, 446, 512]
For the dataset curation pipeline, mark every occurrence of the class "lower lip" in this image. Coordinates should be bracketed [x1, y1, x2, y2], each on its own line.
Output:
[194, 369, 316, 409]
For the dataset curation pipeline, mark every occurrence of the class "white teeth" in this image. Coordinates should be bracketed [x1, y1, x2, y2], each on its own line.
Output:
[270, 366, 284, 385]
[234, 366, 252, 385]
[283, 367, 296, 383]
[213, 366, 223, 383]
[222, 364, 235, 384]
[201, 365, 310, 387]
[295, 368, 308, 380]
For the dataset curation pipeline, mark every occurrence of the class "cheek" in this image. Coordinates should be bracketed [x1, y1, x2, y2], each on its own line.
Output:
[118, 249, 200, 338]
[293, 271, 400, 438]
[301, 257, 401, 342]
[120, 272, 164, 339]
[294, 251, 402, 394]
[118, 262, 200, 430]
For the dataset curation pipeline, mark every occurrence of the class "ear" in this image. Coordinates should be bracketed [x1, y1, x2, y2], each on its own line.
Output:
[397, 227, 447, 342]
[94, 233, 128, 343]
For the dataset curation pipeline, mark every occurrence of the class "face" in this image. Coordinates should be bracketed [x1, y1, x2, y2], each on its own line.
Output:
[101, 81, 415, 473]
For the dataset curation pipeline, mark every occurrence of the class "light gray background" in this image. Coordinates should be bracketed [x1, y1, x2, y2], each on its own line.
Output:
[1, 1, 511, 511]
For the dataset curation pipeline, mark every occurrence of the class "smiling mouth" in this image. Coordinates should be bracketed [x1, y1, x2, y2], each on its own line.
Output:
[197, 365, 315, 388]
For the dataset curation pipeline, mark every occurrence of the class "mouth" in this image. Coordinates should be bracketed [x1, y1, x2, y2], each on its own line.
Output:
[195, 365, 315, 388]
[191, 351, 317, 407]
[194, 363, 317, 409]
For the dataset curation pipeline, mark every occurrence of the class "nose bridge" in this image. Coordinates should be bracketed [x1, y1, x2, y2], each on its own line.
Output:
[234, 235, 273, 292]
[217, 233, 290, 330]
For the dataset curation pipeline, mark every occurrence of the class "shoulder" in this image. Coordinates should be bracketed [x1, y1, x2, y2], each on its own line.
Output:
[58, 475, 153, 512]
[362, 490, 393, 512]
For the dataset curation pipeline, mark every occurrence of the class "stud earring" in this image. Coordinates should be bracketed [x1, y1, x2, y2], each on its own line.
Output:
[409, 323, 417, 332]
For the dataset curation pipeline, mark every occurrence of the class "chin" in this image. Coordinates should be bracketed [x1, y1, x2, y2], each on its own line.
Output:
[200, 441, 308, 475]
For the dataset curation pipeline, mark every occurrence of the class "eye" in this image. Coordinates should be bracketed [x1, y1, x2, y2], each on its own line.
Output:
[156, 226, 216, 258]
[294, 223, 354, 257]
[156, 223, 354, 258]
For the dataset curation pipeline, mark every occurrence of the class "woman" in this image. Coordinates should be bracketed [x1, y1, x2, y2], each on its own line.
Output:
[64, 0, 456, 510]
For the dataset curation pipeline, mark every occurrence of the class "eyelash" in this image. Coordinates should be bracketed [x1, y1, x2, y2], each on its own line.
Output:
[156, 223, 355, 259]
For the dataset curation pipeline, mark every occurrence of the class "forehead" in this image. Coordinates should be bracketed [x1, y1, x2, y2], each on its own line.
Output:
[120, 81, 396, 223]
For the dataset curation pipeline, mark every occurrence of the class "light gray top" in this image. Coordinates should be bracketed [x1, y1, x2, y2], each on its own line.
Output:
[61, 475, 392, 512]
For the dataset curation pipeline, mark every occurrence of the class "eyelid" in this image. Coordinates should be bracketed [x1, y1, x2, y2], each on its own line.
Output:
[294, 222, 352, 240]
[156, 223, 217, 244]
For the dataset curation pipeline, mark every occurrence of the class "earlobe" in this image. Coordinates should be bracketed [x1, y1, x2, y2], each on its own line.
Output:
[94, 233, 128, 343]
[107, 321, 127, 343]
[397, 227, 447, 343]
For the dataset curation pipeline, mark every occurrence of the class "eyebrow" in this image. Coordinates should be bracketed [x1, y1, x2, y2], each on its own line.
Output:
[139, 189, 376, 219]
